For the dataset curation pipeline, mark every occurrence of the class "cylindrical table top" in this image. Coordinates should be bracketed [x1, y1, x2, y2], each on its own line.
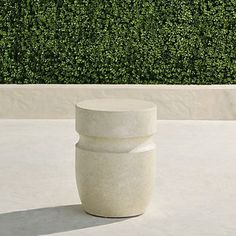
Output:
[76, 99, 157, 138]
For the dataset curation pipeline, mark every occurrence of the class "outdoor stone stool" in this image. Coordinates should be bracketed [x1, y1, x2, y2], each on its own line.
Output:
[75, 99, 157, 217]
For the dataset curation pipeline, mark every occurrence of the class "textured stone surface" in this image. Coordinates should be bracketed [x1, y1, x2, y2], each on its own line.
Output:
[76, 99, 157, 138]
[76, 148, 155, 217]
[76, 99, 157, 217]
[0, 120, 236, 235]
[0, 85, 236, 119]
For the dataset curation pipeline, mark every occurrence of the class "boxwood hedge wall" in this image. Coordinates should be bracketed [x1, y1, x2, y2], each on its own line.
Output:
[0, 0, 235, 84]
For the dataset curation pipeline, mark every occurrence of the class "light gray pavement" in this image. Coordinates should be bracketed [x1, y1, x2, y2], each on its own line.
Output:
[0, 120, 235, 236]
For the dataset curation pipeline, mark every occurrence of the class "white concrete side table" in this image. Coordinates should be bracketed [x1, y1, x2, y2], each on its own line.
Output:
[75, 99, 157, 217]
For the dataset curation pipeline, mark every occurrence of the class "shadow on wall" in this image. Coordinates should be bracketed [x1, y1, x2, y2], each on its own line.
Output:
[0, 204, 126, 236]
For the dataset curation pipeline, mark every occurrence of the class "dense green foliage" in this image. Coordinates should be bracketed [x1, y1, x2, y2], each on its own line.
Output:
[0, 0, 235, 84]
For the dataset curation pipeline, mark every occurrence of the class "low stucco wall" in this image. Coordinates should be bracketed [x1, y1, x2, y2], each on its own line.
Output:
[0, 85, 235, 119]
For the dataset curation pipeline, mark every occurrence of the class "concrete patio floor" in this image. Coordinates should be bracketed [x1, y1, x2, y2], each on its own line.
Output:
[0, 120, 235, 236]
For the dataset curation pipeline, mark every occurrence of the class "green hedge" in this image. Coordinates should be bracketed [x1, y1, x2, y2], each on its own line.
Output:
[0, 0, 235, 84]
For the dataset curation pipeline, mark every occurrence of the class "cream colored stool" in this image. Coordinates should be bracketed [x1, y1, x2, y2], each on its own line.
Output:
[75, 99, 157, 217]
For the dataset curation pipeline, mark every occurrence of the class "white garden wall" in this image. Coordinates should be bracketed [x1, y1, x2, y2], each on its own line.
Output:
[0, 85, 235, 119]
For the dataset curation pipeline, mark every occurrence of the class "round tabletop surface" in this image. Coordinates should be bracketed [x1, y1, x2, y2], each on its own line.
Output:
[76, 98, 156, 112]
